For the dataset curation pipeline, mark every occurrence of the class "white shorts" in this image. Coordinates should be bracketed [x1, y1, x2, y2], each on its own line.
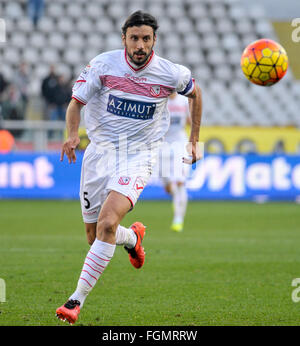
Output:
[159, 140, 190, 185]
[80, 143, 157, 223]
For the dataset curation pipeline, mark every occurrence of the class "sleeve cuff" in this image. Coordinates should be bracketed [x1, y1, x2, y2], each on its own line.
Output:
[72, 95, 87, 105]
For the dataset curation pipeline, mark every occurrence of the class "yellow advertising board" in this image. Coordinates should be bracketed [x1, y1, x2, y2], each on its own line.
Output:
[199, 126, 300, 154]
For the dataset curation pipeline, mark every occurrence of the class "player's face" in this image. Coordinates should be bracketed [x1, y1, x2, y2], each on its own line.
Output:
[122, 25, 156, 66]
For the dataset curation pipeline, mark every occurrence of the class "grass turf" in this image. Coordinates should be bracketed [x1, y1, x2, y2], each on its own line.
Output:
[0, 200, 300, 326]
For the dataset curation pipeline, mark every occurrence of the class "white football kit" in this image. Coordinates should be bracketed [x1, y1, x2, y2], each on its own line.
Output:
[72, 49, 195, 223]
[160, 93, 191, 184]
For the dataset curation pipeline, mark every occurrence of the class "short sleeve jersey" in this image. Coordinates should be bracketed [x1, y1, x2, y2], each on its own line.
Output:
[72, 49, 195, 150]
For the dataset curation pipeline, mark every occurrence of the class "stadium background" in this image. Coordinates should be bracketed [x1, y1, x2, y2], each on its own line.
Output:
[0, 0, 300, 201]
[1, 0, 300, 327]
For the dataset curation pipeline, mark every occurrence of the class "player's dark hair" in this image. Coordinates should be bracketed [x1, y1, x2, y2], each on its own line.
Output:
[122, 11, 159, 36]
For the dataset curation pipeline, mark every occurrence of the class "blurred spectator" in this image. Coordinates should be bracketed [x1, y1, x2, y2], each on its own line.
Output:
[0, 72, 8, 100]
[273, 140, 286, 154]
[27, 0, 44, 29]
[14, 62, 30, 120]
[50, 75, 72, 121]
[41, 65, 59, 120]
[1, 84, 24, 137]
[0, 72, 8, 118]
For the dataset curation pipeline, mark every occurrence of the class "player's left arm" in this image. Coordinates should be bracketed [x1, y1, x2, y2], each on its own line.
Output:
[183, 83, 203, 164]
[186, 98, 192, 126]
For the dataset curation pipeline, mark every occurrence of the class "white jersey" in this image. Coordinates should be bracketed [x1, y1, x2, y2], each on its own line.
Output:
[72, 49, 195, 151]
[165, 94, 189, 143]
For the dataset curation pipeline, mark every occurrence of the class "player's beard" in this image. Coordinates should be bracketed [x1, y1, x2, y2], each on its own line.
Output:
[126, 45, 154, 67]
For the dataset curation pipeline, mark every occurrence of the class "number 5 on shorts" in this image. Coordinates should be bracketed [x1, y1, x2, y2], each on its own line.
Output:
[83, 191, 90, 209]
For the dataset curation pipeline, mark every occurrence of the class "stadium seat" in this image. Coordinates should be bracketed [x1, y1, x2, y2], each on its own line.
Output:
[187, 3, 207, 19]
[201, 33, 220, 50]
[41, 49, 60, 64]
[74, 18, 93, 34]
[107, 3, 127, 19]
[38, 17, 55, 33]
[105, 32, 123, 50]
[67, 32, 85, 49]
[63, 49, 83, 67]
[29, 32, 46, 49]
[86, 33, 104, 51]
[47, 3, 65, 19]
[17, 18, 33, 33]
[215, 19, 234, 34]
[23, 47, 39, 64]
[157, 18, 173, 34]
[57, 18, 74, 34]
[85, 3, 105, 19]
[3, 47, 21, 65]
[48, 33, 65, 50]
[95, 17, 115, 34]
[164, 33, 181, 50]
[11, 33, 27, 49]
[65, 4, 83, 19]
[165, 4, 185, 19]
[182, 33, 201, 49]
[174, 17, 194, 34]
[209, 4, 227, 19]
[5, 2, 23, 19]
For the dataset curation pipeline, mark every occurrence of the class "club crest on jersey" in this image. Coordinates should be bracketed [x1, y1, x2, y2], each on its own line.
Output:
[107, 94, 156, 120]
[118, 176, 131, 185]
[134, 177, 145, 194]
[150, 85, 161, 97]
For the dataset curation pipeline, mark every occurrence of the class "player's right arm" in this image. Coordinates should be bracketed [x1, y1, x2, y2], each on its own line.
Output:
[61, 59, 104, 163]
[60, 99, 83, 164]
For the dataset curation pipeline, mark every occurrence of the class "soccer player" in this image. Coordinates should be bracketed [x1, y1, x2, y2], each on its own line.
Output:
[56, 11, 203, 324]
[160, 92, 191, 232]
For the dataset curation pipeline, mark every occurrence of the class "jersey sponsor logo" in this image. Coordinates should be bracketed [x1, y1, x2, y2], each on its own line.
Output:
[118, 176, 131, 185]
[150, 85, 161, 97]
[124, 73, 147, 83]
[107, 94, 156, 120]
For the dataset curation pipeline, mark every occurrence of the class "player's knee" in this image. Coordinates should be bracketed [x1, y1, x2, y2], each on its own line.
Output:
[96, 217, 118, 238]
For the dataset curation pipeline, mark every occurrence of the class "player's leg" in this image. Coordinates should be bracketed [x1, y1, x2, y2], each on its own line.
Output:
[85, 221, 138, 249]
[164, 181, 173, 195]
[68, 192, 130, 304]
[171, 181, 188, 232]
[56, 191, 133, 324]
[85, 223, 96, 245]
[96, 191, 147, 268]
[96, 190, 132, 243]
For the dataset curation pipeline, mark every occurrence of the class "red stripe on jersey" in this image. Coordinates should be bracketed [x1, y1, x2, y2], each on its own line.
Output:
[100, 75, 174, 98]
[72, 95, 86, 105]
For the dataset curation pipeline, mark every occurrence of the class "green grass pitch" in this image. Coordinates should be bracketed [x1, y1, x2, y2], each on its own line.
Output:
[0, 200, 300, 326]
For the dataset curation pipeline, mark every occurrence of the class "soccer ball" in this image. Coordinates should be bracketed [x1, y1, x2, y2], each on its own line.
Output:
[240, 38, 288, 86]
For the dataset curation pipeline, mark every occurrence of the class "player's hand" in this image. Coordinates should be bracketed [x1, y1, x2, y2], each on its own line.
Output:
[183, 141, 203, 165]
[60, 136, 80, 163]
